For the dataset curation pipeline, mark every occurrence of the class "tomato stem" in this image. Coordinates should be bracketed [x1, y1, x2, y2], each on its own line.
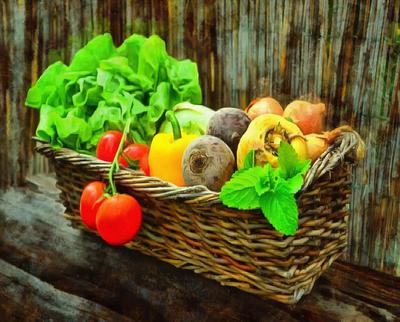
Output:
[108, 119, 132, 195]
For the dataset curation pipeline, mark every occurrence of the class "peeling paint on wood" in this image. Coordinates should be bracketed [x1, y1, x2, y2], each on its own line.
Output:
[0, 0, 399, 276]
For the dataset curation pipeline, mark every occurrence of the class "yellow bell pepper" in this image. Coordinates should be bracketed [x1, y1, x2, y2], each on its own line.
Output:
[149, 111, 198, 186]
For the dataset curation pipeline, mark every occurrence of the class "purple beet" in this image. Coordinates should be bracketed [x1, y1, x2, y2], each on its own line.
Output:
[207, 107, 251, 155]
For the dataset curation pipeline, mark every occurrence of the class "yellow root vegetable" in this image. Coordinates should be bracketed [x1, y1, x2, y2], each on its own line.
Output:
[237, 114, 308, 169]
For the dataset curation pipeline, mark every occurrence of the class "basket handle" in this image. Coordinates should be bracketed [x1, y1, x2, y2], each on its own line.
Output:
[301, 130, 364, 191]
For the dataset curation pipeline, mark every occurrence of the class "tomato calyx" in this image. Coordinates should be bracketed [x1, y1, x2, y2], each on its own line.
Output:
[94, 192, 111, 205]
[120, 154, 141, 169]
[117, 143, 150, 176]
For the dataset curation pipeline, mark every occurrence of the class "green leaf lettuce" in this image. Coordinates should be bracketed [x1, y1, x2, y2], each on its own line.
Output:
[26, 33, 203, 151]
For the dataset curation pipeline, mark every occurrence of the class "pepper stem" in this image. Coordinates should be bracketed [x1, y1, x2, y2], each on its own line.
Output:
[166, 111, 182, 140]
[108, 118, 132, 196]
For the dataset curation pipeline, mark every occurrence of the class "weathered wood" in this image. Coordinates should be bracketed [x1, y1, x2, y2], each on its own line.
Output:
[0, 0, 399, 276]
[0, 259, 135, 322]
[0, 181, 398, 321]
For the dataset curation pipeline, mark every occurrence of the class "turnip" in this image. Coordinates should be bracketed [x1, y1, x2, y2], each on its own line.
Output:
[182, 135, 235, 191]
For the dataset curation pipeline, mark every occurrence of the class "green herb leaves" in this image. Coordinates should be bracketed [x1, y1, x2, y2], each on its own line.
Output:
[219, 167, 264, 210]
[26, 33, 202, 152]
[260, 188, 298, 236]
[220, 142, 311, 235]
[278, 141, 311, 179]
[243, 149, 256, 169]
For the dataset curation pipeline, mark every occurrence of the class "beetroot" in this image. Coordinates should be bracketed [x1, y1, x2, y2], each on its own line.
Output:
[182, 135, 235, 191]
[207, 108, 251, 155]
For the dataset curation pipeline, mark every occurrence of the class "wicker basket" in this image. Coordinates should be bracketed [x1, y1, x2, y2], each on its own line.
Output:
[35, 130, 361, 304]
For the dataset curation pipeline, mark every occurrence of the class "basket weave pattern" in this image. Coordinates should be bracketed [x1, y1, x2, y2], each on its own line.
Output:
[36, 131, 358, 304]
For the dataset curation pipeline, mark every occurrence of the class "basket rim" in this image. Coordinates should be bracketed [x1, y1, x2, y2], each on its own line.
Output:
[33, 129, 361, 205]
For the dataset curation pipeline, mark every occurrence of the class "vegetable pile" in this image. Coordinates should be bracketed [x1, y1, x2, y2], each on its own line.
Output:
[26, 33, 202, 152]
[27, 33, 363, 244]
[221, 143, 310, 235]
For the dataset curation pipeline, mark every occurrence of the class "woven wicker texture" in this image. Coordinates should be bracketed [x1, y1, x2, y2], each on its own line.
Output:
[35, 131, 360, 304]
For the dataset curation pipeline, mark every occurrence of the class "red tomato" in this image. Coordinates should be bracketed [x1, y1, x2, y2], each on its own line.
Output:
[80, 181, 106, 230]
[96, 194, 142, 246]
[139, 153, 150, 176]
[118, 144, 150, 176]
[96, 131, 123, 162]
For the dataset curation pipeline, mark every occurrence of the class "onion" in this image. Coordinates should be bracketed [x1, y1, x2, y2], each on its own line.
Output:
[305, 133, 329, 162]
[306, 126, 365, 162]
[245, 97, 284, 120]
[283, 100, 326, 134]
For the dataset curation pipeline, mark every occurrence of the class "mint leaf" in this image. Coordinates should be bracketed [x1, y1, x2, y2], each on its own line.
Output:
[255, 164, 280, 195]
[243, 150, 255, 169]
[285, 173, 304, 193]
[296, 159, 311, 176]
[220, 167, 264, 210]
[255, 177, 271, 196]
[265, 164, 282, 189]
[278, 142, 310, 179]
[260, 184, 298, 235]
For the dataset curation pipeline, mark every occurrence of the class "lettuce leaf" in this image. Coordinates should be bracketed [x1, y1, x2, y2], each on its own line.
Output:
[26, 62, 68, 108]
[26, 33, 202, 151]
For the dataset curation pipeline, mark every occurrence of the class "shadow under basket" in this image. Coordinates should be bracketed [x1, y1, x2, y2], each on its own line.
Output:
[35, 130, 362, 304]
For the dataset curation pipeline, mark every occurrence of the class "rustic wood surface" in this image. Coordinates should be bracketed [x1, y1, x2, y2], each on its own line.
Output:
[0, 0, 399, 277]
[0, 176, 399, 322]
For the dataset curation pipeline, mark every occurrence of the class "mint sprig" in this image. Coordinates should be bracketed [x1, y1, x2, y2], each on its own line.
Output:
[260, 186, 298, 235]
[243, 149, 256, 169]
[220, 142, 311, 235]
[219, 167, 264, 210]
[278, 142, 311, 179]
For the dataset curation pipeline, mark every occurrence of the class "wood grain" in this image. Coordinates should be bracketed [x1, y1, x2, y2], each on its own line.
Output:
[0, 181, 399, 321]
[0, 0, 399, 276]
[0, 259, 135, 322]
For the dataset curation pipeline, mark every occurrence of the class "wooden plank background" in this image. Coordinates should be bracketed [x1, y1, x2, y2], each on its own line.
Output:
[0, 0, 399, 276]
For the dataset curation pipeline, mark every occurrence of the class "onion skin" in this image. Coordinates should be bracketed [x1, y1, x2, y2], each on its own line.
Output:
[245, 97, 284, 120]
[283, 100, 326, 134]
[305, 133, 329, 162]
[306, 125, 365, 162]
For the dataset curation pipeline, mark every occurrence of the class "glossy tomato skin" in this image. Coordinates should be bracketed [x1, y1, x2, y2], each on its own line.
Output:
[80, 181, 106, 230]
[96, 194, 142, 246]
[118, 144, 150, 175]
[139, 153, 150, 176]
[96, 131, 123, 162]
